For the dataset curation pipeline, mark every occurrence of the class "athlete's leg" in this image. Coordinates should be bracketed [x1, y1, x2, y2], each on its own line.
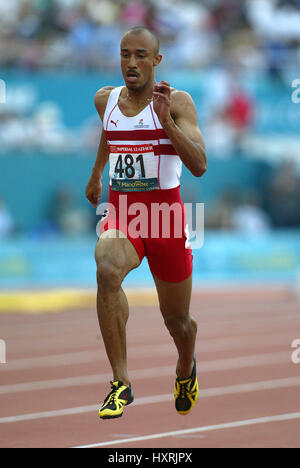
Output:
[95, 230, 141, 386]
[153, 274, 197, 379]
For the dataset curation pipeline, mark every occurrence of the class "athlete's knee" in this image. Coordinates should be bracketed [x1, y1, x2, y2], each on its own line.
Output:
[164, 314, 197, 339]
[97, 260, 123, 292]
[95, 240, 123, 291]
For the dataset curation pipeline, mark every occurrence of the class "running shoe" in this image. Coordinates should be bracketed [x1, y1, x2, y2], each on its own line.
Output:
[98, 380, 134, 419]
[174, 355, 199, 415]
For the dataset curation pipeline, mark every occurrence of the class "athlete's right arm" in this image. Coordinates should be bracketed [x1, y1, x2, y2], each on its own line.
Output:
[85, 86, 114, 207]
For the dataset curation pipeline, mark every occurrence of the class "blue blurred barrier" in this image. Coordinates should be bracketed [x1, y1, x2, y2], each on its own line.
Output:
[0, 153, 272, 232]
[0, 231, 299, 290]
[0, 69, 297, 134]
[0, 69, 294, 234]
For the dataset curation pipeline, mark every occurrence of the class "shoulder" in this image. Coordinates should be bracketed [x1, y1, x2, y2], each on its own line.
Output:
[94, 86, 116, 121]
[170, 89, 197, 118]
[170, 89, 196, 108]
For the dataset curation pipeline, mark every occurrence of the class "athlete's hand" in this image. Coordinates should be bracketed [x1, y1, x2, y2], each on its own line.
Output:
[153, 81, 172, 126]
[85, 175, 102, 207]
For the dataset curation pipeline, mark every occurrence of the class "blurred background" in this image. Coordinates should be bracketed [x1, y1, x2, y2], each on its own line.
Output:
[0, 0, 300, 294]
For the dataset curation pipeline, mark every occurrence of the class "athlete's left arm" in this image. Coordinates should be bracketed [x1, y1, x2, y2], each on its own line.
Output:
[153, 82, 207, 177]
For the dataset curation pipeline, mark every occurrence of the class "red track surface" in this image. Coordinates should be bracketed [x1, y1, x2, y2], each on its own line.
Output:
[0, 287, 300, 448]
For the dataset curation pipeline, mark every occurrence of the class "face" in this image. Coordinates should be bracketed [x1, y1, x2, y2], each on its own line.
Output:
[120, 32, 162, 91]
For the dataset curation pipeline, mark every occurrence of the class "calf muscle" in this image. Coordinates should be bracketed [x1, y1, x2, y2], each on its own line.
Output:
[95, 231, 140, 385]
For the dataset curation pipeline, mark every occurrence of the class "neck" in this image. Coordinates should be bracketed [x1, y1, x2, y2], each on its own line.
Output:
[126, 80, 155, 104]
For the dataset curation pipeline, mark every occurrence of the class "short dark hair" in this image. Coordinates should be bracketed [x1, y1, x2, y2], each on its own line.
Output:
[125, 26, 160, 55]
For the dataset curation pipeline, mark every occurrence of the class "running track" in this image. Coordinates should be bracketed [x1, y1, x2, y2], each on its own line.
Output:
[0, 286, 300, 448]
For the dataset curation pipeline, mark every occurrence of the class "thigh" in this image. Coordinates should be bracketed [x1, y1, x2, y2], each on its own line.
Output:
[99, 203, 146, 270]
[153, 273, 192, 321]
[145, 193, 193, 283]
[95, 229, 142, 279]
[146, 236, 193, 283]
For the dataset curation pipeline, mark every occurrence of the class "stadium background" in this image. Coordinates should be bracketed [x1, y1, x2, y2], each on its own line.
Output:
[0, 0, 300, 300]
[1, 0, 300, 450]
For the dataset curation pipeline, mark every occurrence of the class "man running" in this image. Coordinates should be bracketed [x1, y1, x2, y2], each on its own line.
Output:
[85, 26, 207, 420]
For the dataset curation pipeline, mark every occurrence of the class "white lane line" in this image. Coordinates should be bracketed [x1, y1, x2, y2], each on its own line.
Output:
[0, 344, 174, 372]
[0, 351, 290, 395]
[1, 332, 295, 372]
[0, 351, 291, 395]
[0, 376, 299, 424]
[2, 300, 298, 343]
[0, 405, 98, 424]
[73, 411, 300, 448]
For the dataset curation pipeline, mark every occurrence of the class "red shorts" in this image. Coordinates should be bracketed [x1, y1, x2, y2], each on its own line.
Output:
[100, 186, 193, 283]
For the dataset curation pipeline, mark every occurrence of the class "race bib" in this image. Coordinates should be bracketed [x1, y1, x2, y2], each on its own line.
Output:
[109, 144, 159, 191]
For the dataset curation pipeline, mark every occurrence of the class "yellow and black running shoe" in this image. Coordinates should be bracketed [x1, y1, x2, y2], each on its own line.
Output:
[98, 381, 134, 420]
[174, 356, 199, 415]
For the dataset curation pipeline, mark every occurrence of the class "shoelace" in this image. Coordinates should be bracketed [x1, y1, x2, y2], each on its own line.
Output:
[177, 379, 190, 399]
[106, 381, 121, 404]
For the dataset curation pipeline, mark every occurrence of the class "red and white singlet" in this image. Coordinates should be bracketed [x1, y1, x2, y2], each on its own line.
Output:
[101, 86, 193, 283]
[103, 86, 182, 191]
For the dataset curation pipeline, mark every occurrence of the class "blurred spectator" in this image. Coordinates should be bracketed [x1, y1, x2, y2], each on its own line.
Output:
[246, 0, 300, 41]
[246, 0, 300, 79]
[204, 72, 255, 156]
[204, 110, 237, 156]
[30, 102, 74, 152]
[0, 0, 299, 72]
[266, 160, 300, 227]
[162, 1, 220, 68]
[206, 189, 273, 233]
[206, 189, 238, 230]
[120, 0, 151, 27]
[223, 82, 254, 154]
[80, 115, 102, 152]
[231, 191, 271, 234]
[224, 84, 254, 131]
[0, 96, 76, 153]
[0, 197, 14, 238]
[49, 186, 94, 235]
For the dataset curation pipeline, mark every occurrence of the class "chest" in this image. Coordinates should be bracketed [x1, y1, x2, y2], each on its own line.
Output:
[118, 98, 151, 118]
[107, 103, 159, 133]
